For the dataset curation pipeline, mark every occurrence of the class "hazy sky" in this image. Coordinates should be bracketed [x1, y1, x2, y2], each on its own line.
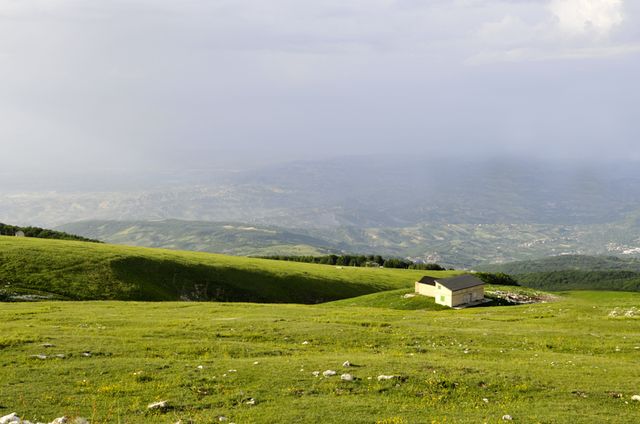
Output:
[1, 0, 639, 173]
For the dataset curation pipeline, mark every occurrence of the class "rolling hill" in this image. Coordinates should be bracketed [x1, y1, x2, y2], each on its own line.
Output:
[0, 236, 456, 303]
[478, 255, 640, 292]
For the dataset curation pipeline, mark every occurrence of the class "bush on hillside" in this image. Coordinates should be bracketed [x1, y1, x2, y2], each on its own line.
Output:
[476, 272, 520, 286]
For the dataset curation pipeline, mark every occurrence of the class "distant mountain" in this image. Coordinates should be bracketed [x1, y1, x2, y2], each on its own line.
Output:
[476, 254, 640, 274]
[58, 218, 640, 268]
[57, 220, 338, 256]
[477, 255, 640, 292]
[6, 156, 640, 228]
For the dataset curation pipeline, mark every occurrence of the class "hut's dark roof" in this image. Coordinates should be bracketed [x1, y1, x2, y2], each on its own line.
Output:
[417, 276, 436, 285]
[435, 274, 484, 291]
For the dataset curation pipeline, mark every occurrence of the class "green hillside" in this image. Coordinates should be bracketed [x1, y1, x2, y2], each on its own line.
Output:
[0, 236, 457, 303]
[477, 254, 640, 274]
[2, 291, 640, 423]
[325, 288, 449, 310]
[477, 255, 640, 292]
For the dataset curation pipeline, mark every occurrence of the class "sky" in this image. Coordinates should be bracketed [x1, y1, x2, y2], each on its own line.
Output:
[1, 0, 639, 175]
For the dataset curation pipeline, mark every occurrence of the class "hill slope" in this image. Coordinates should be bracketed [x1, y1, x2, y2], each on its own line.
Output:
[0, 236, 456, 303]
[477, 255, 640, 292]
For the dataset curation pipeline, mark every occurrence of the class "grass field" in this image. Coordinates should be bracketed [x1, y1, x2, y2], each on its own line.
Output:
[0, 236, 457, 303]
[2, 291, 640, 423]
[2, 237, 640, 423]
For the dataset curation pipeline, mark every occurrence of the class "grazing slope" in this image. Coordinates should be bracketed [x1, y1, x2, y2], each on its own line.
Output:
[325, 288, 449, 310]
[1, 291, 640, 422]
[0, 236, 457, 303]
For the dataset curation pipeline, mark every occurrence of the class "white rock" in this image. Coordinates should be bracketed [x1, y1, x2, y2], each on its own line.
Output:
[218, 417, 228, 422]
[197, 365, 204, 370]
[42, 343, 55, 348]
[342, 361, 351, 367]
[245, 398, 256, 405]
[312, 371, 320, 377]
[72, 419, 89, 424]
[632, 395, 640, 401]
[0, 413, 21, 424]
[341, 374, 354, 381]
[227, 369, 237, 373]
[81, 352, 92, 357]
[377, 375, 396, 381]
[302, 341, 310, 345]
[482, 398, 489, 403]
[31, 354, 47, 360]
[147, 401, 170, 411]
[322, 370, 337, 377]
[50, 418, 68, 424]
[253, 361, 259, 365]
[502, 415, 513, 421]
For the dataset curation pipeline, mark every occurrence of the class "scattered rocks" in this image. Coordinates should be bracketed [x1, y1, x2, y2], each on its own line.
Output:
[147, 400, 171, 413]
[340, 374, 354, 382]
[488, 290, 555, 305]
[632, 395, 640, 401]
[0, 413, 20, 424]
[609, 307, 639, 318]
[608, 392, 623, 399]
[571, 390, 588, 398]
[0, 414, 86, 424]
[502, 415, 513, 421]
[323, 370, 337, 377]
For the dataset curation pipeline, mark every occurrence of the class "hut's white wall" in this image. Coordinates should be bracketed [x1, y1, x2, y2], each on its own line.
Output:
[415, 282, 436, 297]
[435, 285, 484, 307]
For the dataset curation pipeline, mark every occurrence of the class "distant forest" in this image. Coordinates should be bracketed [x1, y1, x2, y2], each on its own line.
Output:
[258, 254, 448, 270]
[0, 223, 101, 243]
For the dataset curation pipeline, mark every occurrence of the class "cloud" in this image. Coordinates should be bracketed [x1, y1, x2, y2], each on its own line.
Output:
[549, 0, 624, 36]
[468, 0, 636, 64]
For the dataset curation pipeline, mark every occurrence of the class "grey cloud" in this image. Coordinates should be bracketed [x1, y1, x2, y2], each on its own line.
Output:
[0, 0, 638, 175]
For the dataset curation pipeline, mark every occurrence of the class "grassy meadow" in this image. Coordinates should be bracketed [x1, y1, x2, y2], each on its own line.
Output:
[2, 237, 640, 422]
[2, 292, 640, 423]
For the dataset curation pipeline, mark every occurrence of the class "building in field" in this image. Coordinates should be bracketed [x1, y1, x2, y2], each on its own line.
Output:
[414, 274, 485, 308]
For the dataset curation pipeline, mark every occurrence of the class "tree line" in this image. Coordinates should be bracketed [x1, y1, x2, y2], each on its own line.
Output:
[257, 254, 449, 270]
[0, 223, 101, 243]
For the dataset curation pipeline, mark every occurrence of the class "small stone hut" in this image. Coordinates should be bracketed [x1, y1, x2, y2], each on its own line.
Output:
[415, 274, 485, 307]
